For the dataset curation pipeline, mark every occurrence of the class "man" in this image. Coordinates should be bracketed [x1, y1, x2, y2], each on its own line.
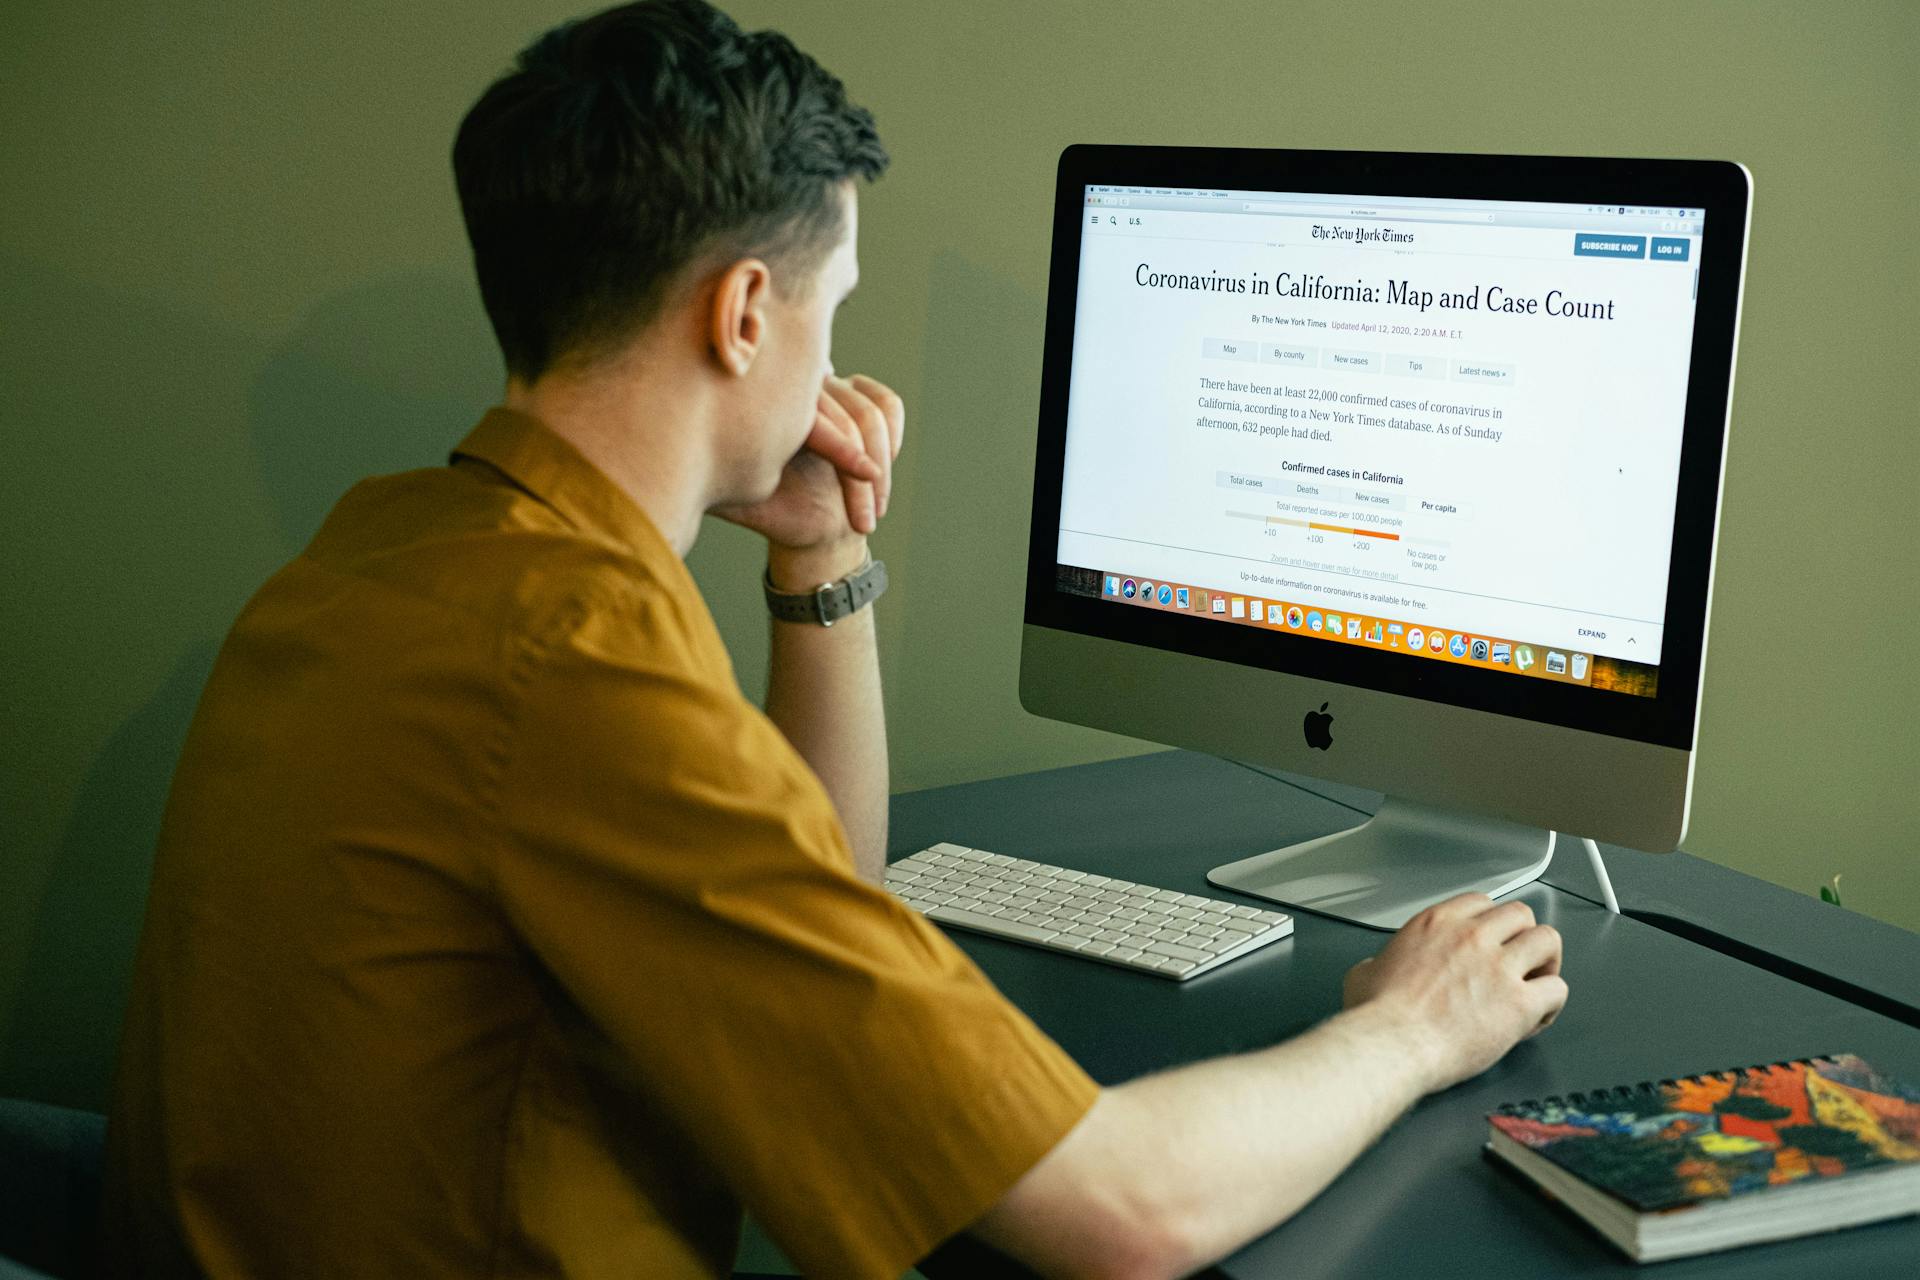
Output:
[103, 3, 1568, 1277]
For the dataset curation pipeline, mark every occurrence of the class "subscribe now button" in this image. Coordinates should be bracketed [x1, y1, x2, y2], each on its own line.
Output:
[1572, 233, 1646, 259]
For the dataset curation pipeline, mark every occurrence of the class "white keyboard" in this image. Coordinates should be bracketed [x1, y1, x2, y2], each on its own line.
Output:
[887, 842, 1294, 980]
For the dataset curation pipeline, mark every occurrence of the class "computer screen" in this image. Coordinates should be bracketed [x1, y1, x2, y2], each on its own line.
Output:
[1020, 148, 1749, 917]
[1056, 185, 1705, 701]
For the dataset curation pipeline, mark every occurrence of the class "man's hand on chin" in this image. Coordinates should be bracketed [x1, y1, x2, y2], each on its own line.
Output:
[713, 374, 906, 588]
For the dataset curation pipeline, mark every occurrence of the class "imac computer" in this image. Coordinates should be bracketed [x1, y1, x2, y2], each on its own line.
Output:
[1020, 146, 1751, 929]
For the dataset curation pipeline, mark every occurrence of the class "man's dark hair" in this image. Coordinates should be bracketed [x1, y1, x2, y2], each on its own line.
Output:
[453, 0, 888, 381]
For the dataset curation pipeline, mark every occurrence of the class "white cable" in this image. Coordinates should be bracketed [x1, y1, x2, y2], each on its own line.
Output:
[1581, 836, 1620, 915]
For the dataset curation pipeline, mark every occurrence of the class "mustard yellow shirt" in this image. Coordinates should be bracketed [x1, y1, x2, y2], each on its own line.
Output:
[102, 408, 1098, 1278]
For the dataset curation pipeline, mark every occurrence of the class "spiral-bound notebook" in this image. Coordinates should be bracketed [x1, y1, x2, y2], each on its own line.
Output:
[1486, 1053, 1920, 1263]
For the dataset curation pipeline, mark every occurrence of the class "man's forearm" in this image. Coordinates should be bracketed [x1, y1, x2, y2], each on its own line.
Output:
[763, 539, 888, 884]
[984, 1000, 1437, 1278]
[1115, 1000, 1436, 1273]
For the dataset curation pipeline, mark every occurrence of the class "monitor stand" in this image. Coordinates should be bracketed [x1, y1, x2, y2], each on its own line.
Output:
[1206, 796, 1555, 931]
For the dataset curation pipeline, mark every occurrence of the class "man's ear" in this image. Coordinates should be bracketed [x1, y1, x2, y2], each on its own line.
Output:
[709, 257, 772, 377]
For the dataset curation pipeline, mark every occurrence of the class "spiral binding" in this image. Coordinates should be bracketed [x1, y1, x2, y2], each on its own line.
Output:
[1494, 1053, 1841, 1114]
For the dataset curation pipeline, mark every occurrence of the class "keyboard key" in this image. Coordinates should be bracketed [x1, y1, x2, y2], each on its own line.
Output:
[927, 904, 1056, 943]
[1145, 940, 1212, 963]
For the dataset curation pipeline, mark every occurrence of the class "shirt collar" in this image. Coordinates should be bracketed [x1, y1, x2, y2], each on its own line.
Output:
[450, 407, 670, 560]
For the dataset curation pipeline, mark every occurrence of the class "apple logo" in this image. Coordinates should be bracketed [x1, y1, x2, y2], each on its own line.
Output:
[1303, 702, 1334, 750]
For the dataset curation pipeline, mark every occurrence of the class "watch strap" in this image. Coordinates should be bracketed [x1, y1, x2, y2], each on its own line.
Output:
[763, 556, 888, 626]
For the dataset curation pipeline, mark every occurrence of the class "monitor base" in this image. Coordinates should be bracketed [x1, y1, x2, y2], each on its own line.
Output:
[1207, 797, 1555, 931]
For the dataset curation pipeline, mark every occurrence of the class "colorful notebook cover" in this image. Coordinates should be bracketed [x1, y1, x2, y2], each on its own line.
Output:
[1488, 1053, 1920, 1212]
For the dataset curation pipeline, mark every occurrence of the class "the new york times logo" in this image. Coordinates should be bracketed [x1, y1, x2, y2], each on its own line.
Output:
[1311, 223, 1415, 245]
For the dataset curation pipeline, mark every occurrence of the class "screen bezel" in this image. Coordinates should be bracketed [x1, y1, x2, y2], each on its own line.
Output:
[1023, 145, 1748, 751]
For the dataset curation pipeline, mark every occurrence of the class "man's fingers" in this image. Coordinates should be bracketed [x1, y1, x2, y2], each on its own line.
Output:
[806, 394, 881, 483]
[817, 389, 878, 532]
[1421, 892, 1496, 925]
[839, 469, 876, 536]
[1471, 900, 1537, 947]
[1523, 974, 1569, 1038]
[1503, 923, 1562, 980]
[847, 373, 905, 460]
[823, 377, 892, 518]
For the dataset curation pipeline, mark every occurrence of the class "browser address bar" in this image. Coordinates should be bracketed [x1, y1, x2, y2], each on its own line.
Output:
[1240, 201, 1495, 223]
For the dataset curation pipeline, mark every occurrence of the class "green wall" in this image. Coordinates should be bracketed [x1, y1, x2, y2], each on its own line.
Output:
[3, 0, 1915, 1109]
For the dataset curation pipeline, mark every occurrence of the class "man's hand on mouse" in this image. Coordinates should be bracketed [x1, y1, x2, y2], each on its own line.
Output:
[1342, 893, 1568, 1094]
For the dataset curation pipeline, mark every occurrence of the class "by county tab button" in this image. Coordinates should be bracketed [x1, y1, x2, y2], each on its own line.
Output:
[1650, 236, 1691, 262]
[1572, 232, 1647, 259]
[1262, 342, 1316, 366]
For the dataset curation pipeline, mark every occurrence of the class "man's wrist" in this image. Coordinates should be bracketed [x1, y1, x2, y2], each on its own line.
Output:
[766, 537, 870, 595]
[1335, 999, 1447, 1099]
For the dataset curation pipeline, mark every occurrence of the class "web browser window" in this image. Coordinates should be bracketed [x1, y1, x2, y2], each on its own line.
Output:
[1055, 186, 1706, 697]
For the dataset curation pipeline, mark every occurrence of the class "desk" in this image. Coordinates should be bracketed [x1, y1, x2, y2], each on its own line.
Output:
[895, 751, 1920, 1279]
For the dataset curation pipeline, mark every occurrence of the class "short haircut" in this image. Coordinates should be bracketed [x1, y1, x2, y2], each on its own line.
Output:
[453, 0, 888, 381]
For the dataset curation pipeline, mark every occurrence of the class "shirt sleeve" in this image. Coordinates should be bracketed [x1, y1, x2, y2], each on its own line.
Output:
[486, 586, 1100, 1280]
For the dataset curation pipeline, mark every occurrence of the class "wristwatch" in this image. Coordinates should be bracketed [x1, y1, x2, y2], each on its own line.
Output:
[763, 555, 888, 626]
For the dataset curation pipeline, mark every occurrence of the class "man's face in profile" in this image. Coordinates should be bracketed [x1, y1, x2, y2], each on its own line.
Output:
[724, 182, 860, 502]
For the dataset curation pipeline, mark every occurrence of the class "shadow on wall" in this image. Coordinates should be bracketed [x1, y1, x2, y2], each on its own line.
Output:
[248, 269, 501, 548]
[1, 643, 219, 1109]
[1, 268, 500, 1109]
[884, 249, 1149, 791]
